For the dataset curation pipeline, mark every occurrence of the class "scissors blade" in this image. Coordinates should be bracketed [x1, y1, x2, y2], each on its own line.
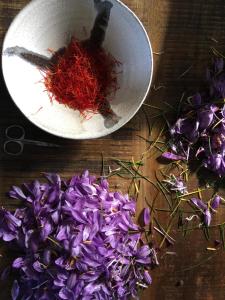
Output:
[22, 139, 61, 148]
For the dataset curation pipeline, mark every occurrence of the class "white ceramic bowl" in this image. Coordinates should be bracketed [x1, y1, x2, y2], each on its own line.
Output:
[2, 0, 153, 139]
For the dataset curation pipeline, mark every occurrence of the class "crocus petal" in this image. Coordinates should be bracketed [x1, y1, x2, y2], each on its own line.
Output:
[143, 208, 151, 226]
[2, 232, 16, 242]
[198, 108, 214, 131]
[211, 195, 221, 210]
[11, 186, 26, 200]
[11, 280, 20, 300]
[44, 173, 61, 187]
[191, 198, 207, 211]
[67, 273, 77, 289]
[205, 209, 212, 226]
[12, 257, 24, 269]
[83, 225, 91, 241]
[143, 270, 152, 285]
[59, 287, 74, 300]
[161, 152, 186, 161]
[33, 261, 44, 273]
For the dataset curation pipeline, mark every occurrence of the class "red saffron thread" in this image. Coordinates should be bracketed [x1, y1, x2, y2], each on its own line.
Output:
[43, 38, 120, 117]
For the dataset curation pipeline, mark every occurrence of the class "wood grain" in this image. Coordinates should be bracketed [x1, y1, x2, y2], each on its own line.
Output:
[1, 1, 225, 299]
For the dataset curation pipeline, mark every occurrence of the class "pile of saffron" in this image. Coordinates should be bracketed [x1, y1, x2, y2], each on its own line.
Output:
[43, 38, 119, 116]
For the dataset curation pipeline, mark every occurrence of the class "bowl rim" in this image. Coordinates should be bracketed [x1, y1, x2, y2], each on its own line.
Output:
[1, 0, 153, 140]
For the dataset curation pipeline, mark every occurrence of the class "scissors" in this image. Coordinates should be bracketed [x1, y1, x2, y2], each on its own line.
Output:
[4, 125, 61, 156]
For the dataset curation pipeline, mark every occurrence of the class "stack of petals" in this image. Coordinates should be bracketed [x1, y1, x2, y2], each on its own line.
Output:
[162, 58, 225, 177]
[0, 171, 155, 300]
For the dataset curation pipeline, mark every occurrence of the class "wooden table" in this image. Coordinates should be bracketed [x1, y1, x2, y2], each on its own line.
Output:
[1, 1, 225, 299]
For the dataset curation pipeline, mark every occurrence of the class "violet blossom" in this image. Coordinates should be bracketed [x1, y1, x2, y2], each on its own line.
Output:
[163, 174, 187, 195]
[163, 58, 225, 177]
[0, 171, 157, 300]
[190, 195, 222, 227]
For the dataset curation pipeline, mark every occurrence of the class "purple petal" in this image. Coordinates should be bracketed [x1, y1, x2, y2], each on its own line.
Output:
[100, 179, 109, 190]
[33, 261, 44, 272]
[11, 280, 20, 300]
[56, 226, 68, 241]
[70, 209, 87, 224]
[161, 152, 186, 161]
[143, 208, 151, 226]
[137, 245, 150, 257]
[71, 231, 83, 248]
[67, 273, 77, 289]
[84, 282, 100, 294]
[83, 225, 91, 241]
[40, 220, 52, 240]
[211, 195, 221, 210]
[54, 278, 65, 287]
[198, 107, 215, 131]
[59, 287, 74, 300]
[2, 232, 16, 242]
[43, 249, 51, 265]
[12, 257, 24, 269]
[44, 173, 61, 187]
[7, 212, 22, 228]
[136, 257, 151, 264]
[205, 209, 212, 226]
[51, 210, 60, 224]
[55, 257, 65, 268]
[11, 186, 26, 200]
[123, 201, 136, 213]
[80, 183, 97, 195]
[143, 270, 152, 285]
[191, 198, 207, 211]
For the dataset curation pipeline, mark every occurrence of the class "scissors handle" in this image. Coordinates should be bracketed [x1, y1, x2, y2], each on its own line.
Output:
[5, 125, 25, 140]
[3, 140, 24, 156]
[21, 139, 61, 148]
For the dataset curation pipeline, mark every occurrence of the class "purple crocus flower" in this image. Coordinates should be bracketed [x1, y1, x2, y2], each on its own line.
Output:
[0, 208, 21, 241]
[191, 198, 212, 226]
[0, 171, 157, 300]
[162, 58, 225, 177]
[163, 174, 187, 195]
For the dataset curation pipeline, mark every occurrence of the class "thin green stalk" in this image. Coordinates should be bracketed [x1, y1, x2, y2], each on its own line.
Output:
[156, 182, 172, 209]
[177, 253, 217, 272]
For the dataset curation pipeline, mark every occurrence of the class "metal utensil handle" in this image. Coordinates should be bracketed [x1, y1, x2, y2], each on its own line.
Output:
[21, 138, 61, 147]
[5, 125, 25, 140]
[3, 140, 24, 156]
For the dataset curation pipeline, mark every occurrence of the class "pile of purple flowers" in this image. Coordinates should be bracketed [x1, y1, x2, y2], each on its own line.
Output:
[163, 58, 225, 177]
[0, 171, 155, 300]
